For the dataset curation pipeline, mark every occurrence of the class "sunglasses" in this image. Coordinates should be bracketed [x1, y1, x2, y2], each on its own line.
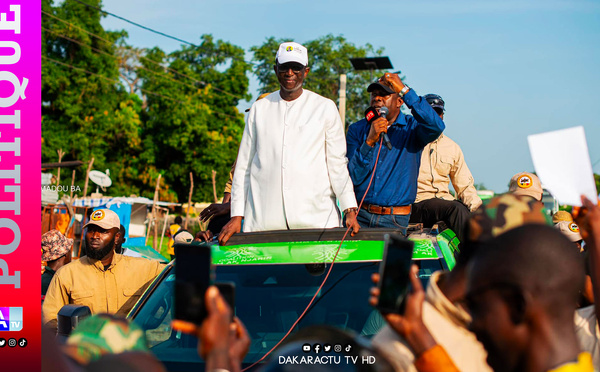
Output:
[277, 62, 305, 73]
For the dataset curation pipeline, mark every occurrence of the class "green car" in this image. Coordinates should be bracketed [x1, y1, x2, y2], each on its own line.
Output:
[128, 227, 458, 371]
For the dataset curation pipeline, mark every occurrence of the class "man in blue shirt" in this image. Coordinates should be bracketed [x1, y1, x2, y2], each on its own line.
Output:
[346, 73, 445, 233]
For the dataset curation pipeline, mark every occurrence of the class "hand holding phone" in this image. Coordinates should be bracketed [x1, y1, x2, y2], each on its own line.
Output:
[376, 234, 414, 314]
[174, 243, 212, 325]
[215, 282, 235, 321]
[370, 264, 436, 356]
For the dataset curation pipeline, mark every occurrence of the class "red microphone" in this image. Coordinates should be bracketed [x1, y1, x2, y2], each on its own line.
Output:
[364, 107, 392, 150]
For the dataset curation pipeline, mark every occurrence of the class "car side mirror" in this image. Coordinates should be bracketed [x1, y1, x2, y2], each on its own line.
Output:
[56, 304, 91, 342]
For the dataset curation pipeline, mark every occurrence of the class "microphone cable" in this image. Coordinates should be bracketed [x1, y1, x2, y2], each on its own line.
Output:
[241, 137, 386, 371]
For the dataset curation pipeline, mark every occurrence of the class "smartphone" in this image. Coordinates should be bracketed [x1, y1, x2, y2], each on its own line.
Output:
[377, 234, 415, 314]
[215, 282, 236, 321]
[174, 243, 212, 325]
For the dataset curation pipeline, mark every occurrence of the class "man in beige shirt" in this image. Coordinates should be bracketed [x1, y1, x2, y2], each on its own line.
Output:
[409, 94, 481, 243]
[42, 209, 165, 330]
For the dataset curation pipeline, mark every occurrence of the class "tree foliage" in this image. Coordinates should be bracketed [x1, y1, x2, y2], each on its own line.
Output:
[42, 0, 249, 202]
[42, 0, 144, 197]
[138, 36, 251, 202]
[251, 35, 386, 125]
[474, 183, 488, 191]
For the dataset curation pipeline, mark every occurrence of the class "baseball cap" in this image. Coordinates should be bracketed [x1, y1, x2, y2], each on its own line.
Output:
[173, 230, 194, 244]
[367, 81, 396, 96]
[276, 42, 308, 66]
[42, 229, 73, 261]
[508, 172, 543, 201]
[83, 209, 121, 230]
[555, 221, 583, 242]
[552, 210, 573, 224]
[63, 313, 149, 364]
[424, 94, 445, 111]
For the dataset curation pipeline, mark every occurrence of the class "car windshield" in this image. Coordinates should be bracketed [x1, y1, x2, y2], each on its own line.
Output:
[415, 259, 444, 285]
[132, 261, 381, 368]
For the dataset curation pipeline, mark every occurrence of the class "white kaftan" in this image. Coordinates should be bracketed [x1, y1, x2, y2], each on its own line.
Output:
[230, 90, 357, 232]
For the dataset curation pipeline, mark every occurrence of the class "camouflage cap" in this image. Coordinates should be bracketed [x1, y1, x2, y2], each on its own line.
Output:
[555, 221, 583, 242]
[63, 313, 149, 365]
[552, 210, 574, 224]
[468, 193, 552, 244]
[508, 172, 543, 201]
[41, 229, 73, 261]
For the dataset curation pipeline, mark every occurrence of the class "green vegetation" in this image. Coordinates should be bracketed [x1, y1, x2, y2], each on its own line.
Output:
[145, 235, 170, 259]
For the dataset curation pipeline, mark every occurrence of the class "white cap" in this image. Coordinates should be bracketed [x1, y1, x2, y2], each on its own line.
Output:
[508, 172, 543, 201]
[276, 42, 308, 66]
[83, 209, 121, 230]
[174, 231, 194, 244]
[555, 221, 583, 242]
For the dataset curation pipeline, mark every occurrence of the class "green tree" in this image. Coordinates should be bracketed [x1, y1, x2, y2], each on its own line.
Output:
[474, 183, 488, 191]
[138, 35, 251, 202]
[42, 1, 252, 202]
[251, 35, 386, 125]
[42, 0, 144, 197]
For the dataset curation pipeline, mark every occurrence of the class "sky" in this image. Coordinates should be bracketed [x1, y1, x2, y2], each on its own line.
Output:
[98, 0, 600, 193]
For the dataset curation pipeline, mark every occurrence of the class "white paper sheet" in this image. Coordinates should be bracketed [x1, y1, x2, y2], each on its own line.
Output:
[527, 126, 597, 206]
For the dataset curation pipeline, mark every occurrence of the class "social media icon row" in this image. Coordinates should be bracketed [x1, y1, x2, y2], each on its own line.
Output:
[0, 338, 26, 348]
[302, 343, 352, 354]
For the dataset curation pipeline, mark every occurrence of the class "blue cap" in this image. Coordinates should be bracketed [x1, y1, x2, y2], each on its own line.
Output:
[424, 94, 445, 111]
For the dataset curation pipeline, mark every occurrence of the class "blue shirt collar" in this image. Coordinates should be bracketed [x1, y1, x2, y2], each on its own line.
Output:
[392, 112, 407, 127]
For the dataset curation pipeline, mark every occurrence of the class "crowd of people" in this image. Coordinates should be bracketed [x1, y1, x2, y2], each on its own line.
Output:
[41, 41, 599, 371]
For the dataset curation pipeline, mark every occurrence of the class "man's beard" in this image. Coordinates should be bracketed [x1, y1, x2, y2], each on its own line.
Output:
[86, 239, 115, 260]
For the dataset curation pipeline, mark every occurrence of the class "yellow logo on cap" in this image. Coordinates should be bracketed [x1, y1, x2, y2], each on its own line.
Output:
[286, 46, 293, 52]
[91, 210, 105, 221]
[569, 223, 579, 233]
[518, 175, 532, 189]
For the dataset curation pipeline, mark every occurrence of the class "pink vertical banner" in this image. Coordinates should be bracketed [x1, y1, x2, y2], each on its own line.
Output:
[0, 0, 41, 369]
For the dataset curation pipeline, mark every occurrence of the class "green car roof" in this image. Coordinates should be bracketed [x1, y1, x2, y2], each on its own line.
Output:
[209, 228, 454, 267]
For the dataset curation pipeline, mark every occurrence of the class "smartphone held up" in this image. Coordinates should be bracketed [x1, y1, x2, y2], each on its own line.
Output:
[174, 243, 213, 325]
[377, 234, 415, 314]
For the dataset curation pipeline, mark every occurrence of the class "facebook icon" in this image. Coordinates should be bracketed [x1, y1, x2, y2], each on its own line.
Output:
[0, 307, 23, 331]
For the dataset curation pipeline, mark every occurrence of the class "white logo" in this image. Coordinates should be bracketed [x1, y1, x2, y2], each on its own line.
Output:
[312, 246, 353, 262]
[0, 311, 6, 329]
